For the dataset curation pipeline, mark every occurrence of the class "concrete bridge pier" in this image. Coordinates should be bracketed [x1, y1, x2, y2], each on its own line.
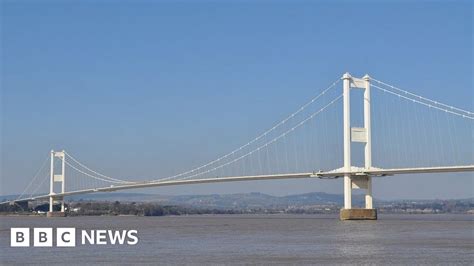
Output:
[340, 175, 377, 220]
[47, 196, 66, 217]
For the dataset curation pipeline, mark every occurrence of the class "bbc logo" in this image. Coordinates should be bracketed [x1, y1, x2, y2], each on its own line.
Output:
[11, 228, 76, 247]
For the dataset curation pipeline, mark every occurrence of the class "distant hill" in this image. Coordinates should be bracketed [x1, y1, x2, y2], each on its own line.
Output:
[1, 192, 365, 209]
[167, 192, 366, 209]
[2, 192, 472, 211]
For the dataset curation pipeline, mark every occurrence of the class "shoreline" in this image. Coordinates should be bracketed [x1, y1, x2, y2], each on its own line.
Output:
[1, 212, 473, 217]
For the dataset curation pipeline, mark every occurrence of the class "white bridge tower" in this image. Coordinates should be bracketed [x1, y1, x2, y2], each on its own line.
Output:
[340, 73, 377, 220]
[48, 150, 66, 217]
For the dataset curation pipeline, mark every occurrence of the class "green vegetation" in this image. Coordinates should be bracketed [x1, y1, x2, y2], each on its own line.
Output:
[68, 201, 244, 216]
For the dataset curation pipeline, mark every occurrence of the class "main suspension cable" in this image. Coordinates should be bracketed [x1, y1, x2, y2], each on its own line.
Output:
[150, 78, 341, 182]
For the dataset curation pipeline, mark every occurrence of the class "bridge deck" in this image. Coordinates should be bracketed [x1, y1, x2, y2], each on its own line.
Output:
[2, 165, 473, 205]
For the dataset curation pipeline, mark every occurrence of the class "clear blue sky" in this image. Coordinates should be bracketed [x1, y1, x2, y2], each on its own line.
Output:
[1, 0, 472, 199]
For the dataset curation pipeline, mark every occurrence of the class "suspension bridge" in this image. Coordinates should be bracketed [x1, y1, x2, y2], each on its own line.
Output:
[2, 73, 473, 219]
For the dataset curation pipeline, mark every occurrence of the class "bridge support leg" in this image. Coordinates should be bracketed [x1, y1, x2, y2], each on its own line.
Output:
[344, 175, 352, 209]
[49, 196, 53, 213]
[365, 176, 373, 209]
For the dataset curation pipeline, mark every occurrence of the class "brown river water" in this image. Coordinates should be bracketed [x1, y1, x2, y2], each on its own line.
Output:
[1, 214, 473, 265]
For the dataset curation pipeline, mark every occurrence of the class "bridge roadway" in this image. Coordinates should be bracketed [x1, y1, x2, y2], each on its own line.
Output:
[2, 165, 474, 205]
